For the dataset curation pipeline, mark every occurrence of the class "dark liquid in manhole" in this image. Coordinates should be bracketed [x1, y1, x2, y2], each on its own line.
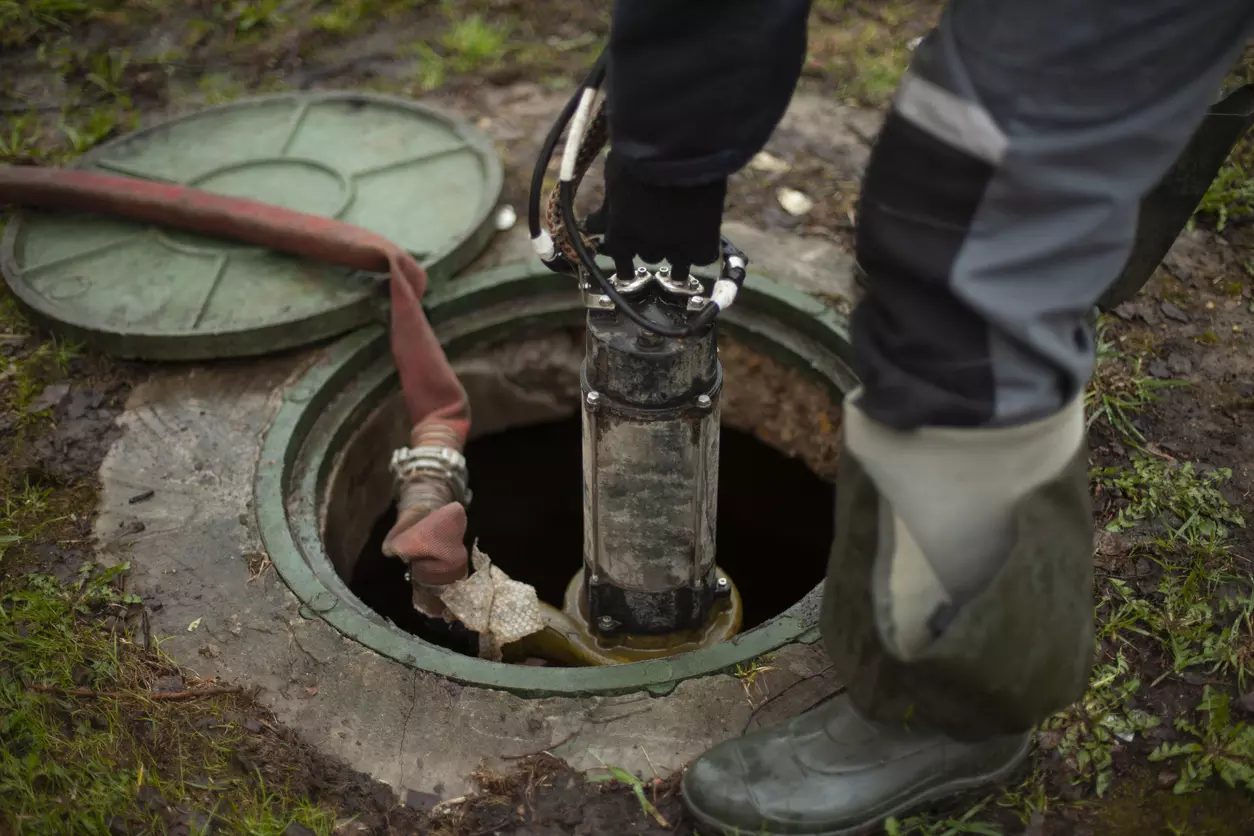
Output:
[352, 419, 835, 659]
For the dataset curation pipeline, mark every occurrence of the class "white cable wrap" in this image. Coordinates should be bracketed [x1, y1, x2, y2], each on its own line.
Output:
[559, 88, 598, 182]
[531, 230, 555, 260]
[711, 278, 738, 310]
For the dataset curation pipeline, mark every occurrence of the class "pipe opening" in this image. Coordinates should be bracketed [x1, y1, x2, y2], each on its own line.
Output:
[321, 330, 843, 667]
[348, 417, 835, 661]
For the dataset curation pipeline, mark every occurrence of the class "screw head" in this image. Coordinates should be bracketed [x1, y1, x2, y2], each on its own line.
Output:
[657, 265, 671, 278]
[696, 394, 712, 409]
[404, 569, 412, 583]
[688, 277, 701, 289]
[597, 615, 617, 631]
[597, 295, 613, 308]
[717, 576, 729, 588]
[635, 266, 650, 278]
[690, 295, 705, 306]
[586, 391, 601, 407]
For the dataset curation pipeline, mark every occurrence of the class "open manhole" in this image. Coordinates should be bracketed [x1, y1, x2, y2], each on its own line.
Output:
[257, 261, 856, 696]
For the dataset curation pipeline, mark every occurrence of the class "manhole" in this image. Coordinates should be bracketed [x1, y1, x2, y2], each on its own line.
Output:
[257, 261, 857, 696]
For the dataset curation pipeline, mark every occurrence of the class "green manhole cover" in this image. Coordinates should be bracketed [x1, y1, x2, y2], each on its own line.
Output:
[1, 91, 503, 360]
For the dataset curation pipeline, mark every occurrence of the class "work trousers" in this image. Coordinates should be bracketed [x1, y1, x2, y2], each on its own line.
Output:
[822, 0, 1254, 737]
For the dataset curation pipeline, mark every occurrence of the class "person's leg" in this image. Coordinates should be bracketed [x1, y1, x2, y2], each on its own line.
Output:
[683, 1, 1254, 833]
[829, 0, 1254, 738]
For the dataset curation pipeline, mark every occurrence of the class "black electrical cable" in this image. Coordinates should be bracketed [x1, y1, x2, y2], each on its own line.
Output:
[528, 49, 609, 241]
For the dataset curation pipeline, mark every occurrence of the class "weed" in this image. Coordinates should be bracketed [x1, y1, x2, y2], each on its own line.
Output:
[413, 42, 448, 91]
[1042, 652, 1161, 797]
[1085, 317, 1184, 446]
[588, 766, 670, 828]
[229, 0, 285, 33]
[0, 114, 47, 166]
[884, 795, 1002, 835]
[1149, 687, 1254, 793]
[0, 0, 121, 47]
[734, 658, 776, 705]
[1095, 456, 1245, 543]
[1195, 139, 1254, 231]
[439, 12, 510, 73]
[0, 480, 59, 561]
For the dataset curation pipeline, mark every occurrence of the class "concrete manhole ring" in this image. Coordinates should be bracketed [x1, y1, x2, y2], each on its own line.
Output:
[256, 260, 858, 697]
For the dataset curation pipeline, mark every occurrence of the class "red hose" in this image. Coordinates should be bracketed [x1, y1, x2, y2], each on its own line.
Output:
[0, 166, 470, 585]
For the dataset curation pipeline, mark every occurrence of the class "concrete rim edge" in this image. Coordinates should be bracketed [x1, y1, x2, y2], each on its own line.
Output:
[255, 260, 856, 697]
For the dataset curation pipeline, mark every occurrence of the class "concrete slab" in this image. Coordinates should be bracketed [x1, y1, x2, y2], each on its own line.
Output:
[95, 338, 837, 803]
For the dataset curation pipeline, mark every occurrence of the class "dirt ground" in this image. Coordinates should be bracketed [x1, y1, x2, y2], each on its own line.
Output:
[3, 1, 1254, 835]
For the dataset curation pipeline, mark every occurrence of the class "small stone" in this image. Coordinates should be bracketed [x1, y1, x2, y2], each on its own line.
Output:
[1160, 301, 1190, 323]
[281, 825, 316, 836]
[749, 151, 791, 174]
[1237, 383, 1254, 399]
[776, 187, 814, 216]
[1157, 770, 1180, 789]
[1147, 359, 1171, 379]
[127, 489, 155, 505]
[199, 644, 221, 659]
[1112, 302, 1138, 321]
[1166, 353, 1193, 376]
[334, 823, 372, 836]
[402, 790, 441, 813]
[26, 383, 70, 414]
[152, 674, 184, 693]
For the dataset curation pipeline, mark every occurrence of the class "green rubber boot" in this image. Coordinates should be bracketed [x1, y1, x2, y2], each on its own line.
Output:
[682, 392, 1094, 834]
[682, 695, 1031, 836]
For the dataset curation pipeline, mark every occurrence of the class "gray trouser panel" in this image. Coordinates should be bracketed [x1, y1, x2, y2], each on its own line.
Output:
[852, 0, 1254, 430]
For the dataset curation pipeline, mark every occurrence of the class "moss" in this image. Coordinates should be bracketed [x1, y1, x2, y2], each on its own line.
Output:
[1094, 767, 1254, 836]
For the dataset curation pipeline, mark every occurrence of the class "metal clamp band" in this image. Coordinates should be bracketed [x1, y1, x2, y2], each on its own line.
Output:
[389, 445, 472, 507]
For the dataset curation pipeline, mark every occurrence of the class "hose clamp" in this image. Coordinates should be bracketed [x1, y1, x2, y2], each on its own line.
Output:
[389, 445, 472, 507]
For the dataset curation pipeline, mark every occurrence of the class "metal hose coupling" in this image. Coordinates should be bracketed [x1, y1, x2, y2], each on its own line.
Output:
[382, 423, 472, 614]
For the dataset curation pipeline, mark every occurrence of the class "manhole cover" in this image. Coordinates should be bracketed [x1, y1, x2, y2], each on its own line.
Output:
[1, 91, 503, 360]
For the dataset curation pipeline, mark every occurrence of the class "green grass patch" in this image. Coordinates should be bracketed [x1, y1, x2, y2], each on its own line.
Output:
[1085, 317, 1185, 447]
[1194, 137, 1254, 232]
[1095, 456, 1245, 544]
[1150, 686, 1254, 794]
[0, 0, 123, 47]
[0, 567, 341, 835]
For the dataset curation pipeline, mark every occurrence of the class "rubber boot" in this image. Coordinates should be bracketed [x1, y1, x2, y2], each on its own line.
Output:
[682, 392, 1094, 835]
[683, 694, 1031, 836]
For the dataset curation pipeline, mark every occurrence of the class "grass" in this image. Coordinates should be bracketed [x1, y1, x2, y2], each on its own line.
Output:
[1096, 456, 1246, 543]
[0, 565, 343, 835]
[1194, 145, 1254, 233]
[1085, 316, 1186, 447]
[1150, 686, 1254, 794]
[0, 0, 124, 47]
[588, 766, 671, 829]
